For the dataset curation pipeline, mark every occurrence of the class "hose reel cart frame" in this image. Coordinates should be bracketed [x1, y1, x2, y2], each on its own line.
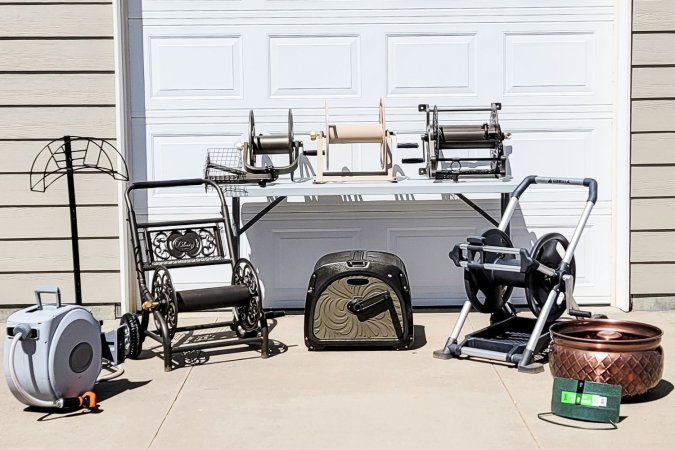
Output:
[437, 176, 598, 373]
[123, 178, 280, 371]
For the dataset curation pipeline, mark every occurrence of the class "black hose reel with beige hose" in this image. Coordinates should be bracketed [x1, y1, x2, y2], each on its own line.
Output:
[4, 286, 126, 410]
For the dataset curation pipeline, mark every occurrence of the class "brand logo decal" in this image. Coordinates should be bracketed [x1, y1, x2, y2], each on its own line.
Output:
[167, 231, 202, 258]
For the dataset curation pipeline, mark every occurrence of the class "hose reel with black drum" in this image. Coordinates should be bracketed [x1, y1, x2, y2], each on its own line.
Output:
[403, 103, 510, 181]
[438, 176, 598, 373]
[205, 109, 301, 187]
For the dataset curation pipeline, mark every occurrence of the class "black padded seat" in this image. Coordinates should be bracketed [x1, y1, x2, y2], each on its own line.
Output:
[176, 285, 250, 312]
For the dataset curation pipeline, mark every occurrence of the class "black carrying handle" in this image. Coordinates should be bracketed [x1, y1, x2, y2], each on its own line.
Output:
[512, 176, 598, 204]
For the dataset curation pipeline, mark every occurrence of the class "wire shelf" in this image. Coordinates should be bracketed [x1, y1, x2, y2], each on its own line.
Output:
[204, 148, 249, 194]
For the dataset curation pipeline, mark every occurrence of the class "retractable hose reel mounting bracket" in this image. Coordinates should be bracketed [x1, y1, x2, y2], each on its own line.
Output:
[437, 176, 599, 373]
[404, 103, 510, 181]
[310, 98, 396, 183]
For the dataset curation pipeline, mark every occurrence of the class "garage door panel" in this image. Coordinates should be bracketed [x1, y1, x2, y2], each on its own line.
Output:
[133, 1, 613, 17]
[269, 35, 361, 98]
[148, 35, 242, 101]
[136, 20, 611, 114]
[386, 34, 477, 97]
[504, 32, 598, 96]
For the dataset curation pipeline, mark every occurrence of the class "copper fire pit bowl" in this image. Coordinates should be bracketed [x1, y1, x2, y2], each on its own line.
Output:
[549, 319, 664, 398]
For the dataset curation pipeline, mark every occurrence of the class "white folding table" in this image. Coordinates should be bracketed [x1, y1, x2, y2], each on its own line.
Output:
[226, 177, 520, 259]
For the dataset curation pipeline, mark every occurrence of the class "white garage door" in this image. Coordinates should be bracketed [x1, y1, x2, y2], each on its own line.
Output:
[128, 0, 615, 308]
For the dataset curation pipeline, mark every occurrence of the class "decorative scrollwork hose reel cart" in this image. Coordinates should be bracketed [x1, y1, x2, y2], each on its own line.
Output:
[122, 178, 279, 371]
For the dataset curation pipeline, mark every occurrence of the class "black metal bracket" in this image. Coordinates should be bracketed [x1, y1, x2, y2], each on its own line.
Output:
[456, 193, 500, 228]
[231, 196, 287, 259]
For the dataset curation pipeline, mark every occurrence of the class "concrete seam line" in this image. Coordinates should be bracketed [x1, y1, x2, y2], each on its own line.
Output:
[148, 366, 193, 449]
[492, 364, 542, 450]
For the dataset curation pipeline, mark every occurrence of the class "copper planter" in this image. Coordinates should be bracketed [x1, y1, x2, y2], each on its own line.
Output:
[549, 319, 664, 398]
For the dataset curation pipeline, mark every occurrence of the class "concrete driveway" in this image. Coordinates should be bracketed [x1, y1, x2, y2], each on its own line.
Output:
[1, 308, 673, 449]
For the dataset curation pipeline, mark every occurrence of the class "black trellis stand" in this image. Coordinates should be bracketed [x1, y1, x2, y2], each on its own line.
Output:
[30, 136, 129, 305]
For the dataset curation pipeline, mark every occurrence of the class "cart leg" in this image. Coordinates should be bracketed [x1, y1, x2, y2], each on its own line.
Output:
[517, 287, 560, 374]
[434, 300, 472, 359]
[260, 315, 269, 359]
[154, 311, 173, 372]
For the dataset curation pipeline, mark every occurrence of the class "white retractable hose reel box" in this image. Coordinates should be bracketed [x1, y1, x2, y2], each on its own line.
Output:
[4, 286, 126, 409]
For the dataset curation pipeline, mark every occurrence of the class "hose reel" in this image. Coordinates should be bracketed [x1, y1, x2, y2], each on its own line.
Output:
[310, 98, 396, 183]
[403, 103, 510, 181]
[455, 229, 575, 321]
[241, 109, 301, 182]
[206, 110, 301, 187]
[4, 286, 126, 410]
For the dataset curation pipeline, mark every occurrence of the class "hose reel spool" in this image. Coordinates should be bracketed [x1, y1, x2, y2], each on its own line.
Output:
[459, 229, 575, 321]
[206, 110, 301, 187]
[404, 103, 510, 181]
[310, 98, 396, 183]
[241, 109, 301, 183]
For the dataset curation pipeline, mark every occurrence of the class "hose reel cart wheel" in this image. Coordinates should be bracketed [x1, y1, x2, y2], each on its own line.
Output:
[232, 259, 264, 339]
[120, 313, 142, 360]
[151, 267, 179, 339]
[463, 228, 515, 313]
[525, 233, 575, 322]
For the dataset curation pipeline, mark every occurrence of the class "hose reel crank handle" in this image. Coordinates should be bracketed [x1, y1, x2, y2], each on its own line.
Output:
[562, 274, 592, 319]
[398, 142, 425, 164]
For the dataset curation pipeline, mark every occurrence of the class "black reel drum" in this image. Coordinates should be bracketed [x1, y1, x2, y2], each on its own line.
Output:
[525, 233, 575, 322]
[463, 230, 575, 321]
[464, 229, 515, 313]
[243, 109, 300, 179]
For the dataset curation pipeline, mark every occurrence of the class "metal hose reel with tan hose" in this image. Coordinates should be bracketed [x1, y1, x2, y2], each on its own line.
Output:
[309, 99, 396, 182]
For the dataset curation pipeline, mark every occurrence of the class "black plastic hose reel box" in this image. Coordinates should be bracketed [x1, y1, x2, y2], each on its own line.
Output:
[304, 250, 414, 350]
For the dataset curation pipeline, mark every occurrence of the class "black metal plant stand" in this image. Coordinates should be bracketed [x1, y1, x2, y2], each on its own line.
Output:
[29, 136, 129, 305]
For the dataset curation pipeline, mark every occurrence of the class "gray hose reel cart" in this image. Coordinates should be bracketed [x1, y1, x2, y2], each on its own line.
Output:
[438, 176, 599, 373]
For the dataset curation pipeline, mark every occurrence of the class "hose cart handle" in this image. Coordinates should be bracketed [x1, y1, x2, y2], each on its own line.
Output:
[34, 285, 62, 310]
[128, 178, 215, 191]
[512, 176, 598, 204]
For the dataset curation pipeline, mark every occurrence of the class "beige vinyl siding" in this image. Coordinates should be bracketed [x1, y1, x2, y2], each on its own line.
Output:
[630, 0, 675, 308]
[0, 1, 119, 312]
[0, 74, 115, 106]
